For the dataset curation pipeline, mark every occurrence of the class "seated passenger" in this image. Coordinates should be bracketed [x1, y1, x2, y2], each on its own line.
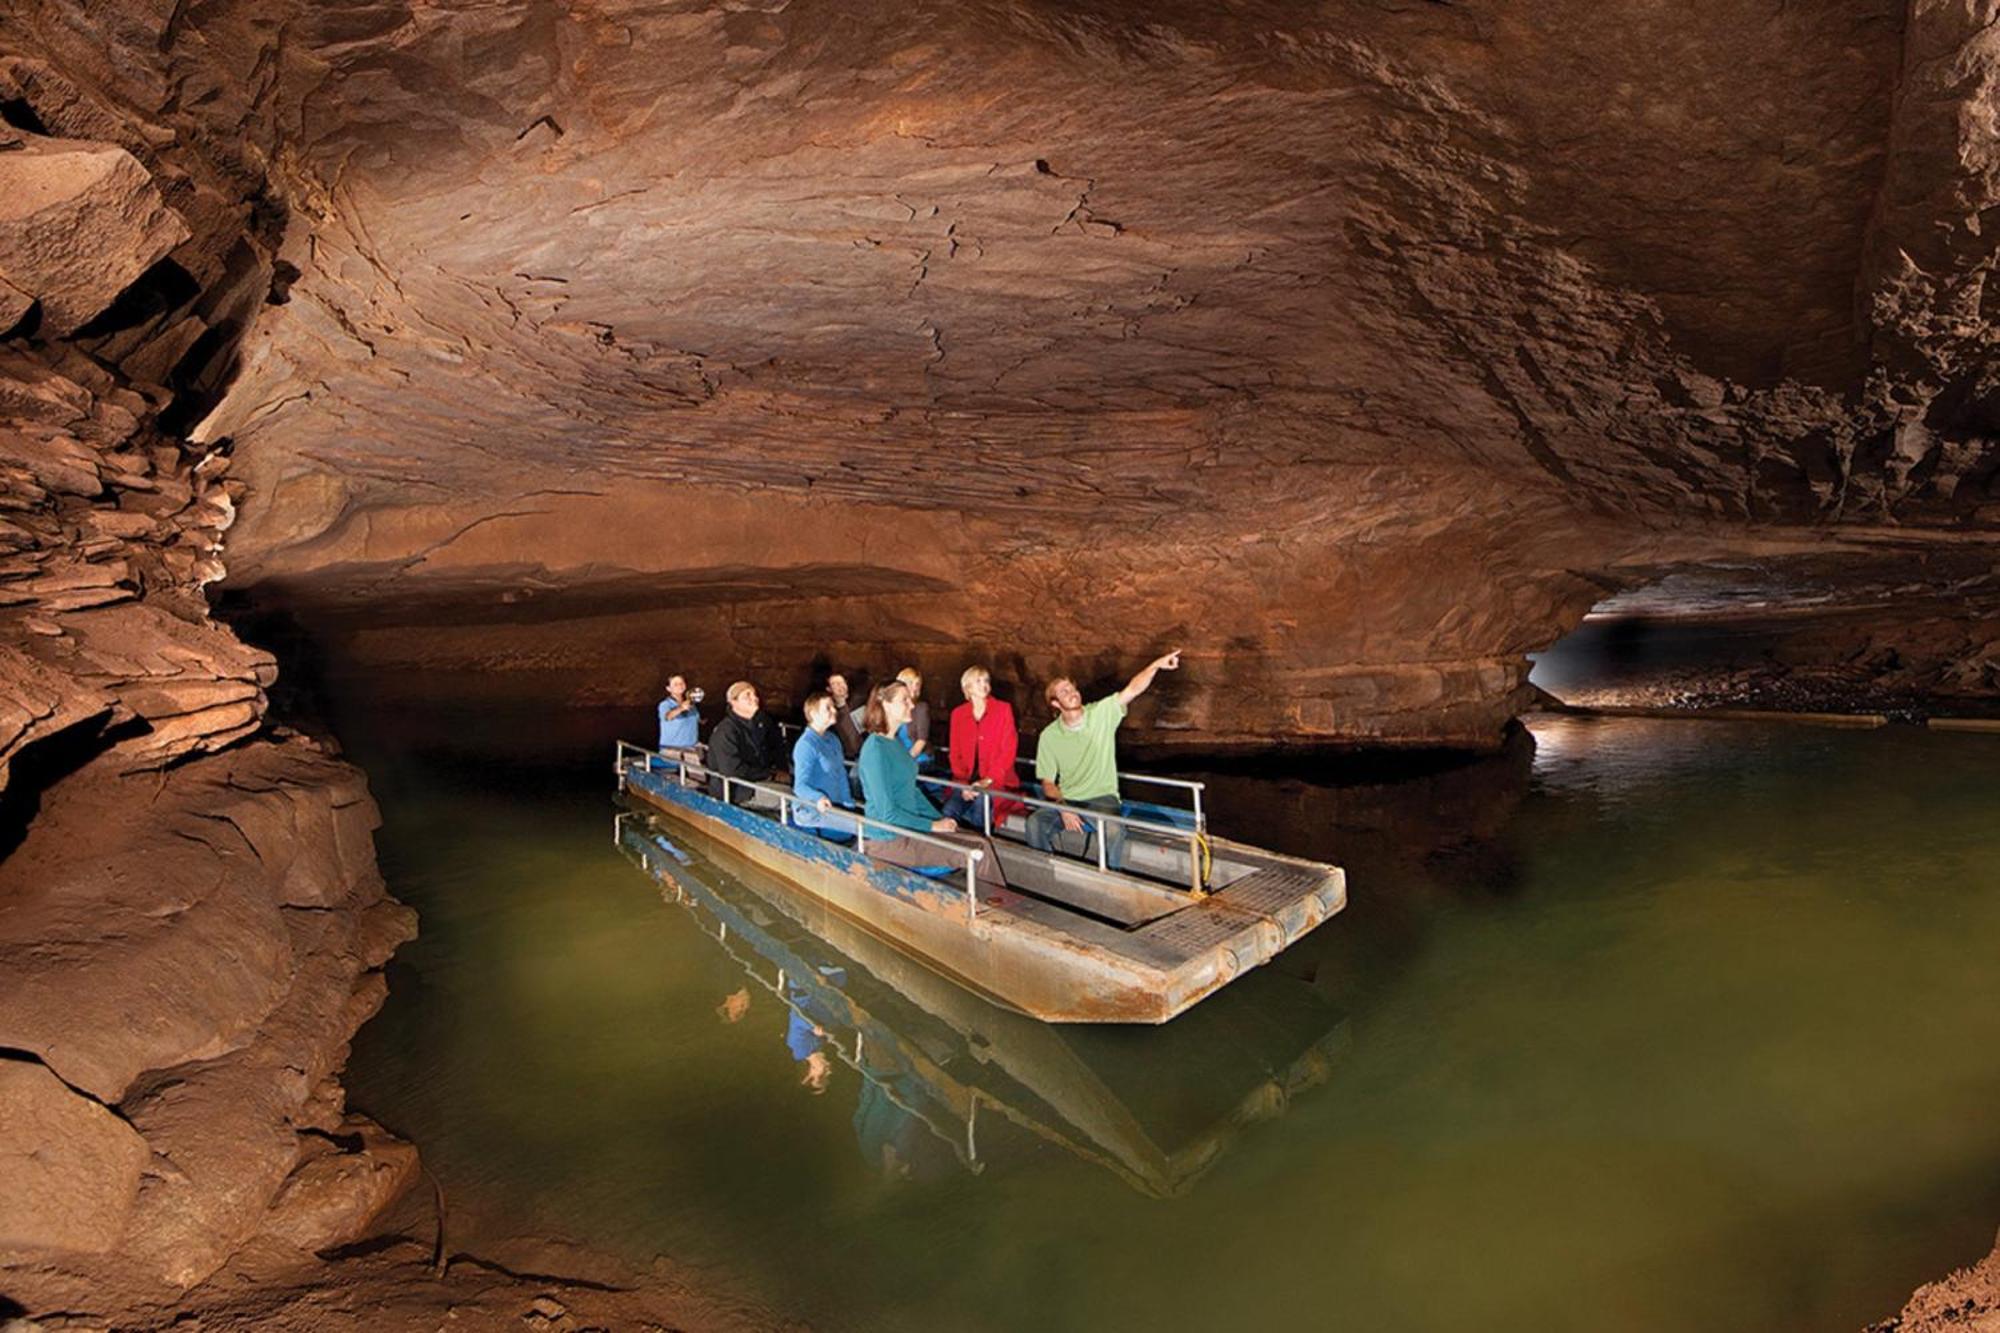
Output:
[894, 666, 932, 767]
[657, 673, 701, 755]
[791, 692, 860, 842]
[858, 682, 1007, 892]
[941, 665, 1024, 830]
[707, 679, 786, 806]
[826, 672, 865, 760]
[1029, 649, 1182, 871]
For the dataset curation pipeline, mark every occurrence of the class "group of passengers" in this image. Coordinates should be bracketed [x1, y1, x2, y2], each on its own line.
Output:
[654, 651, 1184, 882]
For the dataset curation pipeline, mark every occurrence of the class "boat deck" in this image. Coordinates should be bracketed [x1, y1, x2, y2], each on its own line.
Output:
[615, 744, 1345, 1022]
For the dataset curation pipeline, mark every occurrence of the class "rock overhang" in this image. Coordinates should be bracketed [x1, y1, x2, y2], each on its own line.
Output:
[3, 0, 1997, 747]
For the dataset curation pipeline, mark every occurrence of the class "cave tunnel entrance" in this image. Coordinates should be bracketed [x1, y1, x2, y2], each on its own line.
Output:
[1527, 553, 2000, 718]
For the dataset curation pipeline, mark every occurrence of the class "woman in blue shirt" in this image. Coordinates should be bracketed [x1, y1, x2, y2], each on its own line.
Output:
[858, 682, 1008, 892]
[791, 693, 859, 841]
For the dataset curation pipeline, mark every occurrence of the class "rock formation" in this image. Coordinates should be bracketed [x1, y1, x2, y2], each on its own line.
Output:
[1, 0, 1973, 747]
[0, 17, 417, 1316]
[1, 0, 1998, 1323]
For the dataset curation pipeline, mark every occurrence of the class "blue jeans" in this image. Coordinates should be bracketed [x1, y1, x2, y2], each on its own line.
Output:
[1027, 795, 1126, 871]
[939, 788, 993, 831]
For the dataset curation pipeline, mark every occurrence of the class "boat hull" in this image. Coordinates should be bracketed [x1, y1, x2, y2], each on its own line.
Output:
[618, 755, 1344, 1023]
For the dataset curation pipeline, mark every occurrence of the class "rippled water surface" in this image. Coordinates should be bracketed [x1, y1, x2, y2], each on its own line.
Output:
[343, 712, 2000, 1332]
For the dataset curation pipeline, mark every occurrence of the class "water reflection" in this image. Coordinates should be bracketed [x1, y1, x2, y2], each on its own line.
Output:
[615, 807, 1351, 1197]
[339, 709, 2000, 1333]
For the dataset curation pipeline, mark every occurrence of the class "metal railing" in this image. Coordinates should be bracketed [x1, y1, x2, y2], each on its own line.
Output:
[764, 728, 1208, 895]
[774, 721, 1206, 830]
[916, 770, 1206, 897]
[617, 741, 985, 922]
[620, 814, 984, 1170]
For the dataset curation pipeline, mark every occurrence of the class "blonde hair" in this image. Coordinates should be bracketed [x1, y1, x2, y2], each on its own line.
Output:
[960, 665, 990, 694]
[726, 680, 757, 705]
[895, 665, 922, 690]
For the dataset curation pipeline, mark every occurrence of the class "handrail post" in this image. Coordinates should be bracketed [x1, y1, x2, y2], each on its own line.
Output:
[1194, 786, 1205, 831]
[1189, 832, 1201, 896]
[982, 794, 992, 837]
[1095, 815, 1108, 871]
[965, 850, 979, 924]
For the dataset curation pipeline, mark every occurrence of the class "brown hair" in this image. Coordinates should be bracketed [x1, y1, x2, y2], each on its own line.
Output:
[862, 681, 908, 736]
[1044, 676, 1075, 707]
[802, 691, 831, 721]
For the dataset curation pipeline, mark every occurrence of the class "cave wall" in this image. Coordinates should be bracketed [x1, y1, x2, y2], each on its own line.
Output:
[179, 0, 1999, 743]
[0, 14, 420, 1314]
[1, 0, 1996, 759]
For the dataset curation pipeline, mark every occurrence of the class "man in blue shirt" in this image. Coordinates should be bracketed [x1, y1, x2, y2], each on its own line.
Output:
[791, 692, 859, 840]
[657, 674, 700, 753]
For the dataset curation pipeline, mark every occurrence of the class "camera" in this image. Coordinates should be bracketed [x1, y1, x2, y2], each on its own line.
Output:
[689, 687, 705, 703]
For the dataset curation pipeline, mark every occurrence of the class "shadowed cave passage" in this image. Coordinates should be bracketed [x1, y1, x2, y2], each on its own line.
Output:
[1528, 550, 2000, 717]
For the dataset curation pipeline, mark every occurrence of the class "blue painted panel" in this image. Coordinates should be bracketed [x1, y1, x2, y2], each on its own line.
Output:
[622, 761, 966, 909]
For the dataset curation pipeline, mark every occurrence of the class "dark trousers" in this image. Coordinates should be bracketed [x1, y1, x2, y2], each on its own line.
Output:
[1027, 795, 1127, 870]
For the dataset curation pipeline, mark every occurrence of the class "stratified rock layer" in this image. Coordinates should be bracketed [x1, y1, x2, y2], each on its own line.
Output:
[191, 0, 2000, 739]
[0, 19, 423, 1314]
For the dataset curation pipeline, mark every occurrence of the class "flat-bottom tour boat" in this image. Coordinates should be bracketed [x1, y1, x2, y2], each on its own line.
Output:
[615, 809, 1351, 1194]
[613, 741, 1345, 1023]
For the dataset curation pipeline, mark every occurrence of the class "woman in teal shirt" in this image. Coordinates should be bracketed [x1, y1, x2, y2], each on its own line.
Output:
[859, 682, 1008, 892]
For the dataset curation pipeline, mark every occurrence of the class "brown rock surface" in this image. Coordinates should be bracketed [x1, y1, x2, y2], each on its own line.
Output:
[0, 134, 189, 336]
[0, 742, 416, 1303]
[0, 0, 1995, 745]
[1869, 1228, 2000, 1333]
[0, 1057, 150, 1255]
[163, 0, 2000, 741]
[0, 17, 423, 1310]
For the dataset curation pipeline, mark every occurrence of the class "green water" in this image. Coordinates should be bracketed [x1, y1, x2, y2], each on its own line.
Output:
[343, 713, 2000, 1331]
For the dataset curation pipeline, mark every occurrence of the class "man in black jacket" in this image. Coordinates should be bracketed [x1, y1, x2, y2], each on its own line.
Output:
[707, 679, 786, 805]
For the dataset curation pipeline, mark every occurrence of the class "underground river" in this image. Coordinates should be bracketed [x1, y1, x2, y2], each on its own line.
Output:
[335, 706, 2000, 1332]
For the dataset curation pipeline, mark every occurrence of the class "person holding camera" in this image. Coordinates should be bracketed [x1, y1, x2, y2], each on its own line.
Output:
[657, 674, 702, 754]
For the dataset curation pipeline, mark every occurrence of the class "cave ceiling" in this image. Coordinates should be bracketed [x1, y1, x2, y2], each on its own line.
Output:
[4, 0, 1998, 742]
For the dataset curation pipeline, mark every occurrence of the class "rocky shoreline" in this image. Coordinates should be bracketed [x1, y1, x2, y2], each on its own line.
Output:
[1869, 1230, 2000, 1333]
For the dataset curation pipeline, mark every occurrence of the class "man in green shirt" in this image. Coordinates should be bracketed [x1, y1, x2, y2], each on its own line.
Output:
[1029, 649, 1182, 869]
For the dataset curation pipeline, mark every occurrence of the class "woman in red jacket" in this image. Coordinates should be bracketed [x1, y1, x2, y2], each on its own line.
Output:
[943, 665, 1025, 829]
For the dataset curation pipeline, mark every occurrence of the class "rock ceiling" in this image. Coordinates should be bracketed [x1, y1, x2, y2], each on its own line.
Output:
[4, 0, 1999, 743]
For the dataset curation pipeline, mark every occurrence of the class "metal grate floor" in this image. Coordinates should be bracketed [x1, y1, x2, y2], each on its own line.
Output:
[1132, 899, 1267, 957]
[1212, 862, 1328, 916]
[1130, 863, 1327, 961]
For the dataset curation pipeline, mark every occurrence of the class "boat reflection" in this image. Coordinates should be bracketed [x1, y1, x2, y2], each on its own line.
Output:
[615, 805, 1350, 1197]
